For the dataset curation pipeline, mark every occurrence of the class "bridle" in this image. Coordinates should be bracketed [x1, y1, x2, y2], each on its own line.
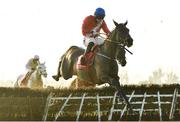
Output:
[105, 38, 133, 55]
[37, 64, 47, 77]
[98, 32, 133, 54]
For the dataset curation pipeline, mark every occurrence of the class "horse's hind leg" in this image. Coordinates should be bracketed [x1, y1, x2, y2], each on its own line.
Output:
[52, 54, 65, 81]
[52, 60, 62, 81]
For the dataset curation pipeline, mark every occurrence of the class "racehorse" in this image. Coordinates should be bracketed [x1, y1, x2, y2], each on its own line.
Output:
[14, 62, 47, 89]
[69, 43, 128, 89]
[53, 20, 133, 108]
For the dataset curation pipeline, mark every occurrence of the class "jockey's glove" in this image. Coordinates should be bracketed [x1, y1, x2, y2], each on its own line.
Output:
[90, 30, 99, 38]
[31, 68, 36, 70]
[107, 32, 111, 38]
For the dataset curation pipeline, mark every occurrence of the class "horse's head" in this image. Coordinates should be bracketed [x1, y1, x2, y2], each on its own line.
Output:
[110, 20, 133, 47]
[37, 62, 47, 78]
[108, 20, 133, 66]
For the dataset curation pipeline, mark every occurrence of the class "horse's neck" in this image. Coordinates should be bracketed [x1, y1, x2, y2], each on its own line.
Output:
[32, 70, 42, 80]
[100, 40, 117, 59]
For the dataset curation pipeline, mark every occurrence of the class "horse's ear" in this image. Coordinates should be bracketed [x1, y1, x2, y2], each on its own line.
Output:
[113, 20, 119, 27]
[124, 20, 128, 26]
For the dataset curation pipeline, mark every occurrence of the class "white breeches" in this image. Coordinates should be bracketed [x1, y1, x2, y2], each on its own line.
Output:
[84, 36, 105, 47]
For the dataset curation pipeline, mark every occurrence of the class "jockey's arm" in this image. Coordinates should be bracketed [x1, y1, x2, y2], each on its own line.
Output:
[25, 65, 35, 73]
[26, 65, 31, 70]
[26, 61, 32, 70]
[102, 21, 110, 35]
[26, 59, 38, 71]
[37, 60, 40, 65]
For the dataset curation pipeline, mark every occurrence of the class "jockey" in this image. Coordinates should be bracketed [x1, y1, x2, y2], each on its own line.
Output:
[81, 7, 110, 63]
[52, 8, 110, 81]
[26, 55, 40, 71]
[22, 55, 40, 84]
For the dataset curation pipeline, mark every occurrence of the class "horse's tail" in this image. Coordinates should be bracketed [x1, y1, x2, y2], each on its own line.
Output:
[14, 80, 19, 88]
[14, 75, 22, 87]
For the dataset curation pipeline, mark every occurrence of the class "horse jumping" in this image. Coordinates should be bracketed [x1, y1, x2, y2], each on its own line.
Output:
[53, 20, 133, 109]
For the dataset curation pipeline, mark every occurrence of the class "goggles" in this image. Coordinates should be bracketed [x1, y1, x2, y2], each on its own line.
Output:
[95, 15, 105, 20]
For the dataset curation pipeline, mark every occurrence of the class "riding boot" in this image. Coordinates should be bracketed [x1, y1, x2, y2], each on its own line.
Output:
[81, 42, 94, 64]
[52, 61, 62, 81]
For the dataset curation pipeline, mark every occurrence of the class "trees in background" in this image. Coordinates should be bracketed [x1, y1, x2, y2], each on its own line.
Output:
[148, 68, 179, 84]
[148, 68, 164, 84]
[119, 70, 129, 85]
[119, 68, 179, 85]
[165, 71, 179, 84]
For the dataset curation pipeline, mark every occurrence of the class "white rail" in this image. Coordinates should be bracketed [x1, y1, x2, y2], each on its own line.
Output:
[169, 88, 178, 120]
[76, 93, 86, 121]
[119, 90, 135, 120]
[42, 88, 179, 121]
[54, 93, 72, 121]
[157, 91, 162, 121]
[139, 92, 146, 121]
[108, 91, 118, 120]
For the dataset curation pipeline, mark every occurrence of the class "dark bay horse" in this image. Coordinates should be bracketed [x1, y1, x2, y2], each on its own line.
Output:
[53, 20, 133, 108]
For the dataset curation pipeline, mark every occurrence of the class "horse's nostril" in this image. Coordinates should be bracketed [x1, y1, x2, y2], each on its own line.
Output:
[127, 39, 133, 47]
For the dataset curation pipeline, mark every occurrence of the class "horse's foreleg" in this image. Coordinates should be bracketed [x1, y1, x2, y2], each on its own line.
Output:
[111, 79, 132, 110]
[99, 73, 132, 110]
[101, 75, 131, 108]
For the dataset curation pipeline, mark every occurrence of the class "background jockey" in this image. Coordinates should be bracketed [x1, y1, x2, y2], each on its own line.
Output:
[22, 55, 40, 83]
[81, 7, 110, 62]
[26, 55, 40, 71]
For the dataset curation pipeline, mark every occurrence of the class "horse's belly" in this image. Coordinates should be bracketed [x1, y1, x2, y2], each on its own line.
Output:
[76, 67, 97, 83]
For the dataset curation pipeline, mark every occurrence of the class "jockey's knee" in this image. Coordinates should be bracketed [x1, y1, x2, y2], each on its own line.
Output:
[88, 42, 95, 49]
[86, 42, 95, 53]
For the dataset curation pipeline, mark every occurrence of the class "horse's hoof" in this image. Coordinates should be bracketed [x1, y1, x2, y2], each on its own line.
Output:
[127, 105, 133, 114]
[52, 75, 59, 81]
[117, 97, 124, 104]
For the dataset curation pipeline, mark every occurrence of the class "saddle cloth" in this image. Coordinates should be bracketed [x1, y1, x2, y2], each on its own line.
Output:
[76, 51, 96, 71]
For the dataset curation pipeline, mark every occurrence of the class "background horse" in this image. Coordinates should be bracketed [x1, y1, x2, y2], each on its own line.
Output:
[14, 62, 47, 89]
[53, 20, 133, 108]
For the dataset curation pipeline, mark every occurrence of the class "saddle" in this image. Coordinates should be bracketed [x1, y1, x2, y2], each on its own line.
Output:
[77, 45, 98, 71]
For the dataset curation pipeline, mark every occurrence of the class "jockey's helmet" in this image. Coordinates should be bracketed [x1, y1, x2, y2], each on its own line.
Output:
[34, 55, 39, 60]
[94, 7, 105, 19]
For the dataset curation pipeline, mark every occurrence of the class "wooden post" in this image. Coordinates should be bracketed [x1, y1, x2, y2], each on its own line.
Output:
[42, 92, 53, 121]
[169, 88, 178, 120]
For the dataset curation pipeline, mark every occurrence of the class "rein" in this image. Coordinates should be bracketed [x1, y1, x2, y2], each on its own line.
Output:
[96, 52, 116, 60]
[98, 33, 133, 55]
